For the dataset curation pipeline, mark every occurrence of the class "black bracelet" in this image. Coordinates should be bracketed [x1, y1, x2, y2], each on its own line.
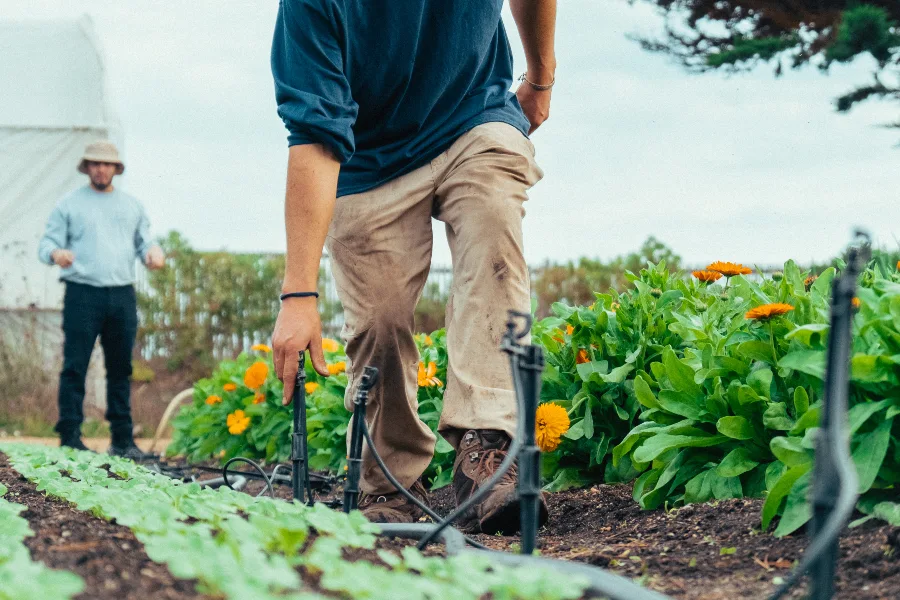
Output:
[280, 291, 320, 301]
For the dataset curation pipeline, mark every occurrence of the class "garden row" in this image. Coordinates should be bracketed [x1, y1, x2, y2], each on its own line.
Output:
[0, 443, 584, 600]
[169, 256, 900, 535]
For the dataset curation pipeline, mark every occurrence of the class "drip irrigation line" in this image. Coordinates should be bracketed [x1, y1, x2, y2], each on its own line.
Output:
[360, 420, 488, 551]
[223, 457, 274, 498]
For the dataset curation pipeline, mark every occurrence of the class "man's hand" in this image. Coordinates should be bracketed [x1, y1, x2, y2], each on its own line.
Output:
[51, 249, 75, 268]
[273, 298, 330, 405]
[145, 246, 166, 270]
[516, 81, 552, 134]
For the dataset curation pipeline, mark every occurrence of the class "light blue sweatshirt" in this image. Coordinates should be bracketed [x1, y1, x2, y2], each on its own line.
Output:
[38, 185, 154, 287]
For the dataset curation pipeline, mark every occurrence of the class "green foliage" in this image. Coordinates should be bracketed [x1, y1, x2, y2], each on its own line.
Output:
[1, 444, 586, 600]
[540, 257, 900, 533]
[0, 477, 85, 599]
[828, 5, 900, 64]
[706, 35, 800, 68]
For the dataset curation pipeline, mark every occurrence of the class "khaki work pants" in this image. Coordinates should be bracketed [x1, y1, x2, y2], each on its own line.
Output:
[326, 122, 544, 494]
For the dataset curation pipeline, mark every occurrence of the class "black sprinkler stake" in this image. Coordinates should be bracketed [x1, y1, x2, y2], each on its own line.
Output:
[291, 351, 311, 504]
[344, 366, 379, 512]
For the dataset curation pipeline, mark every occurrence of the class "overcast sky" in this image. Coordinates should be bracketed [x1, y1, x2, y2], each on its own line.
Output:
[5, 1, 898, 268]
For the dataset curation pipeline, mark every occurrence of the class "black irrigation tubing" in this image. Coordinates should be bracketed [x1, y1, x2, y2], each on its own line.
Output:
[359, 420, 488, 551]
[223, 457, 275, 498]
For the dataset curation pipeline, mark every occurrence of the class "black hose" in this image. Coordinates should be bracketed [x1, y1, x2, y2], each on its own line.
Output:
[359, 420, 488, 551]
[223, 457, 275, 498]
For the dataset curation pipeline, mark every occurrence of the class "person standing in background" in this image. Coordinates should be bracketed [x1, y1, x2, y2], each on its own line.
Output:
[38, 140, 165, 458]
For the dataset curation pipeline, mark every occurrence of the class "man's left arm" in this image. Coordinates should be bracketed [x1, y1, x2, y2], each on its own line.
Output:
[509, 0, 558, 134]
[135, 203, 165, 270]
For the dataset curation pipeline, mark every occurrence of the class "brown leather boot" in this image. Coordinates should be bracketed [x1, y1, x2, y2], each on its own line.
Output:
[452, 429, 549, 535]
[359, 480, 430, 524]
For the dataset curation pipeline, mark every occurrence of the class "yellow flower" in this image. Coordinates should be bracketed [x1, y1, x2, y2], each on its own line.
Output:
[226, 409, 250, 435]
[223, 383, 237, 392]
[321, 338, 340, 353]
[566, 324, 574, 335]
[692, 270, 723, 283]
[576, 349, 590, 364]
[305, 382, 319, 395]
[417, 361, 443, 387]
[243, 361, 269, 390]
[745, 303, 795, 321]
[327, 361, 346, 375]
[851, 297, 861, 310]
[706, 261, 752, 277]
[589, 303, 596, 310]
[535, 403, 570, 452]
[804, 274, 818, 291]
[251, 343, 272, 353]
[611, 302, 620, 313]
[252, 392, 266, 404]
[896, 260, 900, 271]
[205, 395, 222, 405]
[424, 335, 433, 347]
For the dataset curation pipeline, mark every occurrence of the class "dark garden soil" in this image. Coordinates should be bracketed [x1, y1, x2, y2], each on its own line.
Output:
[430, 484, 900, 600]
[5, 451, 899, 600]
[0, 455, 210, 600]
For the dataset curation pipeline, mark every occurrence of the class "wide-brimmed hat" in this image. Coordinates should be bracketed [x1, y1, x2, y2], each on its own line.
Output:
[77, 140, 125, 175]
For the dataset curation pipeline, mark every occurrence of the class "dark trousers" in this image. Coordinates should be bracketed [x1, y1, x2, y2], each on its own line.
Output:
[56, 281, 138, 446]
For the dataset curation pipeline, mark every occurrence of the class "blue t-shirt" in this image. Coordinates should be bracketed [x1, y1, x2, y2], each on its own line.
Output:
[271, 0, 530, 197]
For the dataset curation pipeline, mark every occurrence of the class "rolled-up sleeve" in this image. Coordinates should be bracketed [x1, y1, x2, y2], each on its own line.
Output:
[271, 0, 358, 163]
[38, 203, 67, 265]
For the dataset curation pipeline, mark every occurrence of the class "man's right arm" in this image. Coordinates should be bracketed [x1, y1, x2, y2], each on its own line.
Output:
[272, 143, 341, 404]
[38, 204, 72, 267]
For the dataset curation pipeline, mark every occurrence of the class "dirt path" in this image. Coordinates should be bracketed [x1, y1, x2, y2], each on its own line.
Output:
[0, 437, 169, 454]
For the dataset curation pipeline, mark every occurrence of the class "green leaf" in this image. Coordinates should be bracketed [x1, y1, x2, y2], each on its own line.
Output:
[563, 420, 585, 441]
[576, 360, 609, 382]
[663, 347, 701, 395]
[774, 471, 811, 537]
[763, 402, 795, 431]
[778, 350, 826, 379]
[785, 324, 829, 348]
[738, 340, 776, 364]
[716, 416, 754, 440]
[748, 369, 773, 400]
[848, 399, 892, 434]
[657, 390, 705, 420]
[583, 399, 595, 440]
[633, 376, 660, 409]
[716, 448, 759, 478]
[852, 418, 894, 494]
[770, 436, 811, 467]
[851, 355, 894, 383]
[793, 387, 810, 417]
[632, 433, 728, 463]
[591, 363, 634, 385]
[762, 463, 812, 531]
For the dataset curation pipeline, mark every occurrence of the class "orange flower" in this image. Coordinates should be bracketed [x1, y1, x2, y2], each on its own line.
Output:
[693, 270, 723, 283]
[745, 303, 795, 321]
[576, 349, 590, 364]
[226, 409, 250, 435]
[417, 361, 443, 387]
[424, 335, 433, 347]
[251, 343, 272, 353]
[804, 274, 817, 290]
[896, 260, 900, 270]
[252, 392, 266, 404]
[305, 382, 319, 395]
[243, 361, 269, 390]
[223, 383, 237, 392]
[566, 324, 574, 335]
[535, 403, 570, 452]
[851, 297, 861, 310]
[321, 338, 340, 353]
[327, 361, 346, 376]
[205, 395, 222, 405]
[706, 261, 752, 277]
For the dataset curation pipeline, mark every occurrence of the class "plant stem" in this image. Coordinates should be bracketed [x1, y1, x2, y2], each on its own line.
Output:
[768, 322, 778, 365]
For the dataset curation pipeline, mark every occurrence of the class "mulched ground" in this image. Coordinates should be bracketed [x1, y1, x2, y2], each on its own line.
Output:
[430, 484, 900, 600]
[0, 454, 210, 600]
[5, 451, 900, 600]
